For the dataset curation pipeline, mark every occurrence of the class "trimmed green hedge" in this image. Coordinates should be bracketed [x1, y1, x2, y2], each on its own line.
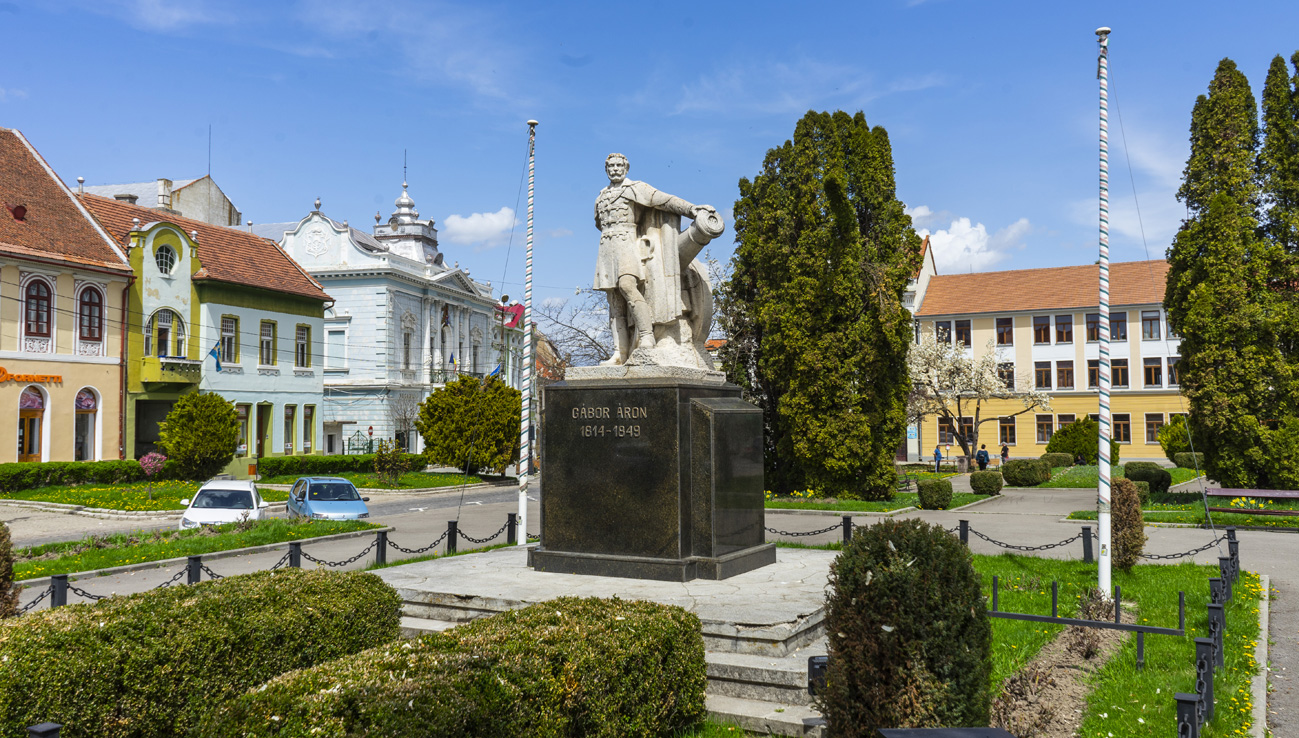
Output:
[1039, 452, 1074, 469]
[256, 452, 426, 479]
[0, 459, 143, 493]
[204, 597, 707, 737]
[1174, 452, 1205, 470]
[1124, 462, 1172, 495]
[0, 569, 401, 737]
[1001, 459, 1050, 487]
[917, 478, 954, 510]
[969, 470, 1003, 495]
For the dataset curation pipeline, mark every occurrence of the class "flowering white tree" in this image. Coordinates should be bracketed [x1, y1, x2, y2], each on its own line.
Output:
[908, 337, 1051, 460]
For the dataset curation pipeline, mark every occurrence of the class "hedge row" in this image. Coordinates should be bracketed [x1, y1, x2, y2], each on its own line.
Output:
[256, 452, 426, 479]
[204, 597, 708, 737]
[1039, 452, 1074, 469]
[0, 570, 401, 737]
[1124, 461, 1172, 495]
[0, 459, 144, 492]
[1002, 459, 1051, 487]
[1174, 452, 1205, 470]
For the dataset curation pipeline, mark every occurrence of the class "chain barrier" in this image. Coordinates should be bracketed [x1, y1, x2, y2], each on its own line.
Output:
[1139, 536, 1228, 561]
[268, 551, 292, 571]
[199, 563, 224, 580]
[300, 538, 378, 568]
[388, 528, 449, 555]
[458, 521, 509, 545]
[18, 585, 54, 613]
[969, 528, 1083, 552]
[765, 523, 842, 538]
[67, 582, 108, 601]
[153, 567, 189, 590]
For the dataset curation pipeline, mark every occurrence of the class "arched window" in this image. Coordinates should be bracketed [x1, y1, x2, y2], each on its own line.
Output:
[24, 280, 51, 337]
[155, 245, 177, 275]
[18, 386, 44, 463]
[145, 309, 185, 357]
[79, 287, 104, 342]
[74, 388, 99, 462]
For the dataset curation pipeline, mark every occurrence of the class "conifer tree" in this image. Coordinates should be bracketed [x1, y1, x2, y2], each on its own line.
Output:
[1260, 53, 1299, 382]
[720, 111, 921, 499]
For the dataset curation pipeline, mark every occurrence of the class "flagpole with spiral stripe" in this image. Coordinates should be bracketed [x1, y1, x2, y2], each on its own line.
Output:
[1096, 27, 1113, 594]
[518, 120, 537, 545]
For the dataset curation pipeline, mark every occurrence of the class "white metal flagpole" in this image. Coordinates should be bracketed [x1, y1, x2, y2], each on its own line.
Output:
[1096, 27, 1113, 594]
[518, 120, 537, 545]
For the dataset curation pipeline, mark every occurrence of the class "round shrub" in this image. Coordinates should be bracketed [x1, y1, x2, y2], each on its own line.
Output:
[822, 518, 992, 734]
[1001, 459, 1050, 487]
[1132, 480, 1151, 505]
[1158, 414, 1191, 464]
[1039, 452, 1074, 469]
[1124, 462, 1172, 495]
[917, 478, 954, 509]
[157, 391, 240, 480]
[1174, 452, 1205, 470]
[1112, 477, 1146, 573]
[969, 470, 1003, 495]
[1044, 416, 1121, 466]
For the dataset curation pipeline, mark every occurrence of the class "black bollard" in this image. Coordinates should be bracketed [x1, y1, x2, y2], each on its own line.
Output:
[447, 520, 458, 555]
[959, 519, 969, 545]
[1207, 603, 1226, 668]
[187, 555, 202, 585]
[375, 531, 387, 567]
[1218, 557, 1233, 600]
[289, 542, 302, 569]
[26, 723, 61, 738]
[1195, 637, 1216, 721]
[51, 575, 67, 609]
[507, 513, 518, 545]
[1174, 693, 1200, 738]
[1081, 526, 1093, 563]
[841, 516, 852, 544]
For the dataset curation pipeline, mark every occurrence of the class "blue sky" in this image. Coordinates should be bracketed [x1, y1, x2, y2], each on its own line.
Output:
[3, 1, 1298, 304]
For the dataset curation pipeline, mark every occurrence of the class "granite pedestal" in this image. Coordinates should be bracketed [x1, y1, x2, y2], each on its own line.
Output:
[530, 376, 775, 581]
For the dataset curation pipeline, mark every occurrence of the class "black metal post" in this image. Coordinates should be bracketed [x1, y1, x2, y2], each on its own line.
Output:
[1195, 637, 1216, 721]
[1114, 585, 1122, 624]
[1226, 526, 1236, 542]
[1209, 578, 1224, 605]
[959, 519, 969, 545]
[1136, 631, 1144, 671]
[1179, 590, 1186, 631]
[1175, 693, 1200, 738]
[1207, 603, 1226, 668]
[447, 520, 458, 555]
[187, 556, 202, 585]
[26, 723, 61, 738]
[1218, 557, 1233, 600]
[991, 575, 998, 612]
[1227, 540, 1240, 583]
[289, 542, 301, 569]
[1051, 580, 1058, 618]
[51, 575, 67, 609]
[1081, 526, 1093, 563]
[841, 515, 852, 544]
[375, 531, 387, 567]
[507, 512, 518, 545]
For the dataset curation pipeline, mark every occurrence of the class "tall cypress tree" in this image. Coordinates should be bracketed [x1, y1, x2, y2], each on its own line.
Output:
[1167, 59, 1288, 487]
[1260, 53, 1299, 256]
[719, 111, 920, 499]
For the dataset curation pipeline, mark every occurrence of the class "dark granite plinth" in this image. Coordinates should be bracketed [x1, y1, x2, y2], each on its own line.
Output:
[532, 377, 774, 581]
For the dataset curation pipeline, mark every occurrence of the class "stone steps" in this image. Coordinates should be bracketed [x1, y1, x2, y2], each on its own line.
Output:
[706, 694, 826, 737]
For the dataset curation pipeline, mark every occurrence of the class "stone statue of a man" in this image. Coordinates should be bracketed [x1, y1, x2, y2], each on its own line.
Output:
[593, 153, 724, 370]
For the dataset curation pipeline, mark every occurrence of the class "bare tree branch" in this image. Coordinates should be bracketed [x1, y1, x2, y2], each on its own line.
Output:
[533, 289, 613, 368]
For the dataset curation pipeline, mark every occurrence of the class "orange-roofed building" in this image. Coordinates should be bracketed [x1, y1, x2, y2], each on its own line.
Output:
[906, 258, 1183, 463]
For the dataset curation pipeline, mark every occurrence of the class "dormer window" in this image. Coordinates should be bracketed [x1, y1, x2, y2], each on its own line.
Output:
[155, 244, 177, 275]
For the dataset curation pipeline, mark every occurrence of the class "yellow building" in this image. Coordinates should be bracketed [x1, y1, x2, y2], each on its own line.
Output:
[911, 259, 1183, 462]
[0, 128, 133, 462]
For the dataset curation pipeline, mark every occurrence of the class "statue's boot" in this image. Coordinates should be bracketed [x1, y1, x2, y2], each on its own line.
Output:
[600, 317, 629, 365]
[630, 301, 656, 349]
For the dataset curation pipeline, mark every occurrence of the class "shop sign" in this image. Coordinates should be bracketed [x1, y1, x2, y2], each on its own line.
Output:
[0, 367, 61, 384]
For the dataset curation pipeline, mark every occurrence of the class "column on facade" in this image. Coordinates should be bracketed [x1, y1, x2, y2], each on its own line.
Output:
[421, 296, 432, 383]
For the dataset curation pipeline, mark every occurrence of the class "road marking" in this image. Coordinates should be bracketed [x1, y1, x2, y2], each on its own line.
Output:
[409, 507, 427, 512]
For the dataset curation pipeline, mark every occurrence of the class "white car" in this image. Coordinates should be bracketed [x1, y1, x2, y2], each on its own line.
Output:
[179, 480, 269, 529]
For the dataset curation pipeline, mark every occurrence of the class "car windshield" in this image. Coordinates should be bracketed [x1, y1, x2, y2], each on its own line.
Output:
[308, 483, 361, 502]
[192, 489, 254, 510]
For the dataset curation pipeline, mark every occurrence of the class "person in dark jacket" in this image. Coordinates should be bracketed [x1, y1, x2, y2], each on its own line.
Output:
[1000, 443, 1010, 464]
[975, 444, 990, 471]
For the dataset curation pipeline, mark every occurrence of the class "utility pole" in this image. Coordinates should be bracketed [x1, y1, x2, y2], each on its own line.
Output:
[1096, 26, 1113, 594]
[517, 120, 537, 545]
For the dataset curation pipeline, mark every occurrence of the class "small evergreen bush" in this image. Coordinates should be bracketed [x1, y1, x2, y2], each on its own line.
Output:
[969, 470, 1003, 495]
[1044, 416, 1121, 466]
[373, 439, 411, 486]
[821, 518, 992, 735]
[1132, 480, 1151, 505]
[1112, 477, 1146, 572]
[1039, 452, 1074, 469]
[1174, 452, 1205, 469]
[1158, 414, 1192, 464]
[1001, 459, 1050, 487]
[0, 570, 401, 737]
[1124, 462, 1172, 495]
[0, 523, 17, 619]
[416, 376, 522, 475]
[157, 392, 240, 480]
[204, 597, 707, 737]
[917, 478, 954, 509]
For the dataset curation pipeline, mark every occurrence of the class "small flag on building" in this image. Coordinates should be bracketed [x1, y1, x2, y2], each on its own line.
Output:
[208, 342, 222, 372]
[489, 364, 502, 378]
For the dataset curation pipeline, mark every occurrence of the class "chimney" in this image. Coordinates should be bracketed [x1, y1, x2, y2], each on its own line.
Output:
[246, 219, 253, 233]
[156, 178, 173, 210]
[76, 177, 84, 194]
[115, 194, 139, 205]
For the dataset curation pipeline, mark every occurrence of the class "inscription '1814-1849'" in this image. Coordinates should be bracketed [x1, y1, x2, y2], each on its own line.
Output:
[573, 405, 648, 439]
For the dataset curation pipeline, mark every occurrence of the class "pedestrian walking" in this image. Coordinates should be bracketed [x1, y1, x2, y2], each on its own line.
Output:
[933, 445, 943, 473]
[975, 444, 990, 471]
[1000, 443, 1009, 465]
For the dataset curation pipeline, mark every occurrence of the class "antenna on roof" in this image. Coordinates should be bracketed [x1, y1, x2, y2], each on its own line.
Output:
[403, 149, 407, 185]
[207, 124, 212, 176]
[247, 219, 253, 233]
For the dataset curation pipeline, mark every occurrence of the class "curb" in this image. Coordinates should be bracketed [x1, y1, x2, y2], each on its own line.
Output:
[1253, 574, 1269, 738]
[765, 506, 915, 518]
[18, 525, 391, 589]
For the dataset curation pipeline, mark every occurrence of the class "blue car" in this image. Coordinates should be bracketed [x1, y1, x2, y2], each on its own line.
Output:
[285, 477, 371, 520]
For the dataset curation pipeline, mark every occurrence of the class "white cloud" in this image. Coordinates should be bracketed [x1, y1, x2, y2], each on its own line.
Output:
[0, 88, 27, 103]
[908, 205, 1031, 273]
[81, 0, 232, 32]
[442, 207, 519, 249]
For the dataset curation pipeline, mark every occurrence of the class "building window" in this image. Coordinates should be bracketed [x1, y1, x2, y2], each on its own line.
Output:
[260, 322, 276, 365]
[1086, 313, 1101, 342]
[155, 244, 177, 275]
[303, 406, 314, 453]
[236, 405, 250, 457]
[998, 363, 1016, 390]
[1141, 311, 1161, 340]
[1057, 414, 1076, 429]
[221, 317, 239, 363]
[1112, 359, 1129, 388]
[326, 329, 346, 369]
[1145, 413, 1164, 443]
[1057, 361, 1074, 389]
[78, 287, 104, 341]
[1088, 359, 1100, 389]
[403, 331, 412, 370]
[18, 386, 44, 462]
[996, 317, 1013, 346]
[999, 417, 1016, 445]
[74, 388, 98, 462]
[954, 320, 972, 347]
[1036, 414, 1054, 444]
[1144, 358, 1163, 387]
[1113, 413, 1131, 443]
[1110, 312, 1127, 340]
[938, 417, 956, 444]
[24, 280, 52, 337]
[959, 416, 974, 447]
[147, 309, 184, 357]
[935, 321, 951, 343]
[1033, 316, 1051, 344]
[1035, 361, 1052, 389]
[1056, 315, 1073, 344]
[284, 405, 296, 454]
[1168, 357, 1180, 386]
[296, 325, 311, 368]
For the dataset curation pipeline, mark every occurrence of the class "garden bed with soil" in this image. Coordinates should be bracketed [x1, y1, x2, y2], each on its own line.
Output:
[765, 491, 985, 512]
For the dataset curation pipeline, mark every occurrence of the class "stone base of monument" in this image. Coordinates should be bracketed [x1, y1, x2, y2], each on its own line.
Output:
[531, 375, 775, 581]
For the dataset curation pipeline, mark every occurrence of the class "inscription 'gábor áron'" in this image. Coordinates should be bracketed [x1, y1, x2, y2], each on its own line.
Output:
[571, 406, 648, 420]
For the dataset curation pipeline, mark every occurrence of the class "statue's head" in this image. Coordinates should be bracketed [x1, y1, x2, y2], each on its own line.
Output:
[605, 153, 629, 182]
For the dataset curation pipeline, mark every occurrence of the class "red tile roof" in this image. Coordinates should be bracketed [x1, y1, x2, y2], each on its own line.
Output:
[915, 259, 1169, 317]
[81, 194, 331, 302]
[0, 129, 131, 272]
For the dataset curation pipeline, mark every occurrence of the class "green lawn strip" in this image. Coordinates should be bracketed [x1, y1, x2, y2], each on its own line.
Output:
[774, 542, 1261, 737]
[257, 470, 480, 489]
[765, 492, 984, 513]
[1068, 508, 1299, 529]
[15, 519, 379, 581]
[1037, 465, 1204, 489]
[0, 480, 204, 511]
[677, 721, 760, 737]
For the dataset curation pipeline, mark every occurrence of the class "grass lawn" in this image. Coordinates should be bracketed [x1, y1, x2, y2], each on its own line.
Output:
[0, 480, 293, 510]
[1035, 464, 1204, 489]
[765, 492, 985, 513]
[16, 518, 379, 581]
[257, 470, 480, 490]
[1069, 504, 1299, 529]
[775, 542, 1261, 737]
